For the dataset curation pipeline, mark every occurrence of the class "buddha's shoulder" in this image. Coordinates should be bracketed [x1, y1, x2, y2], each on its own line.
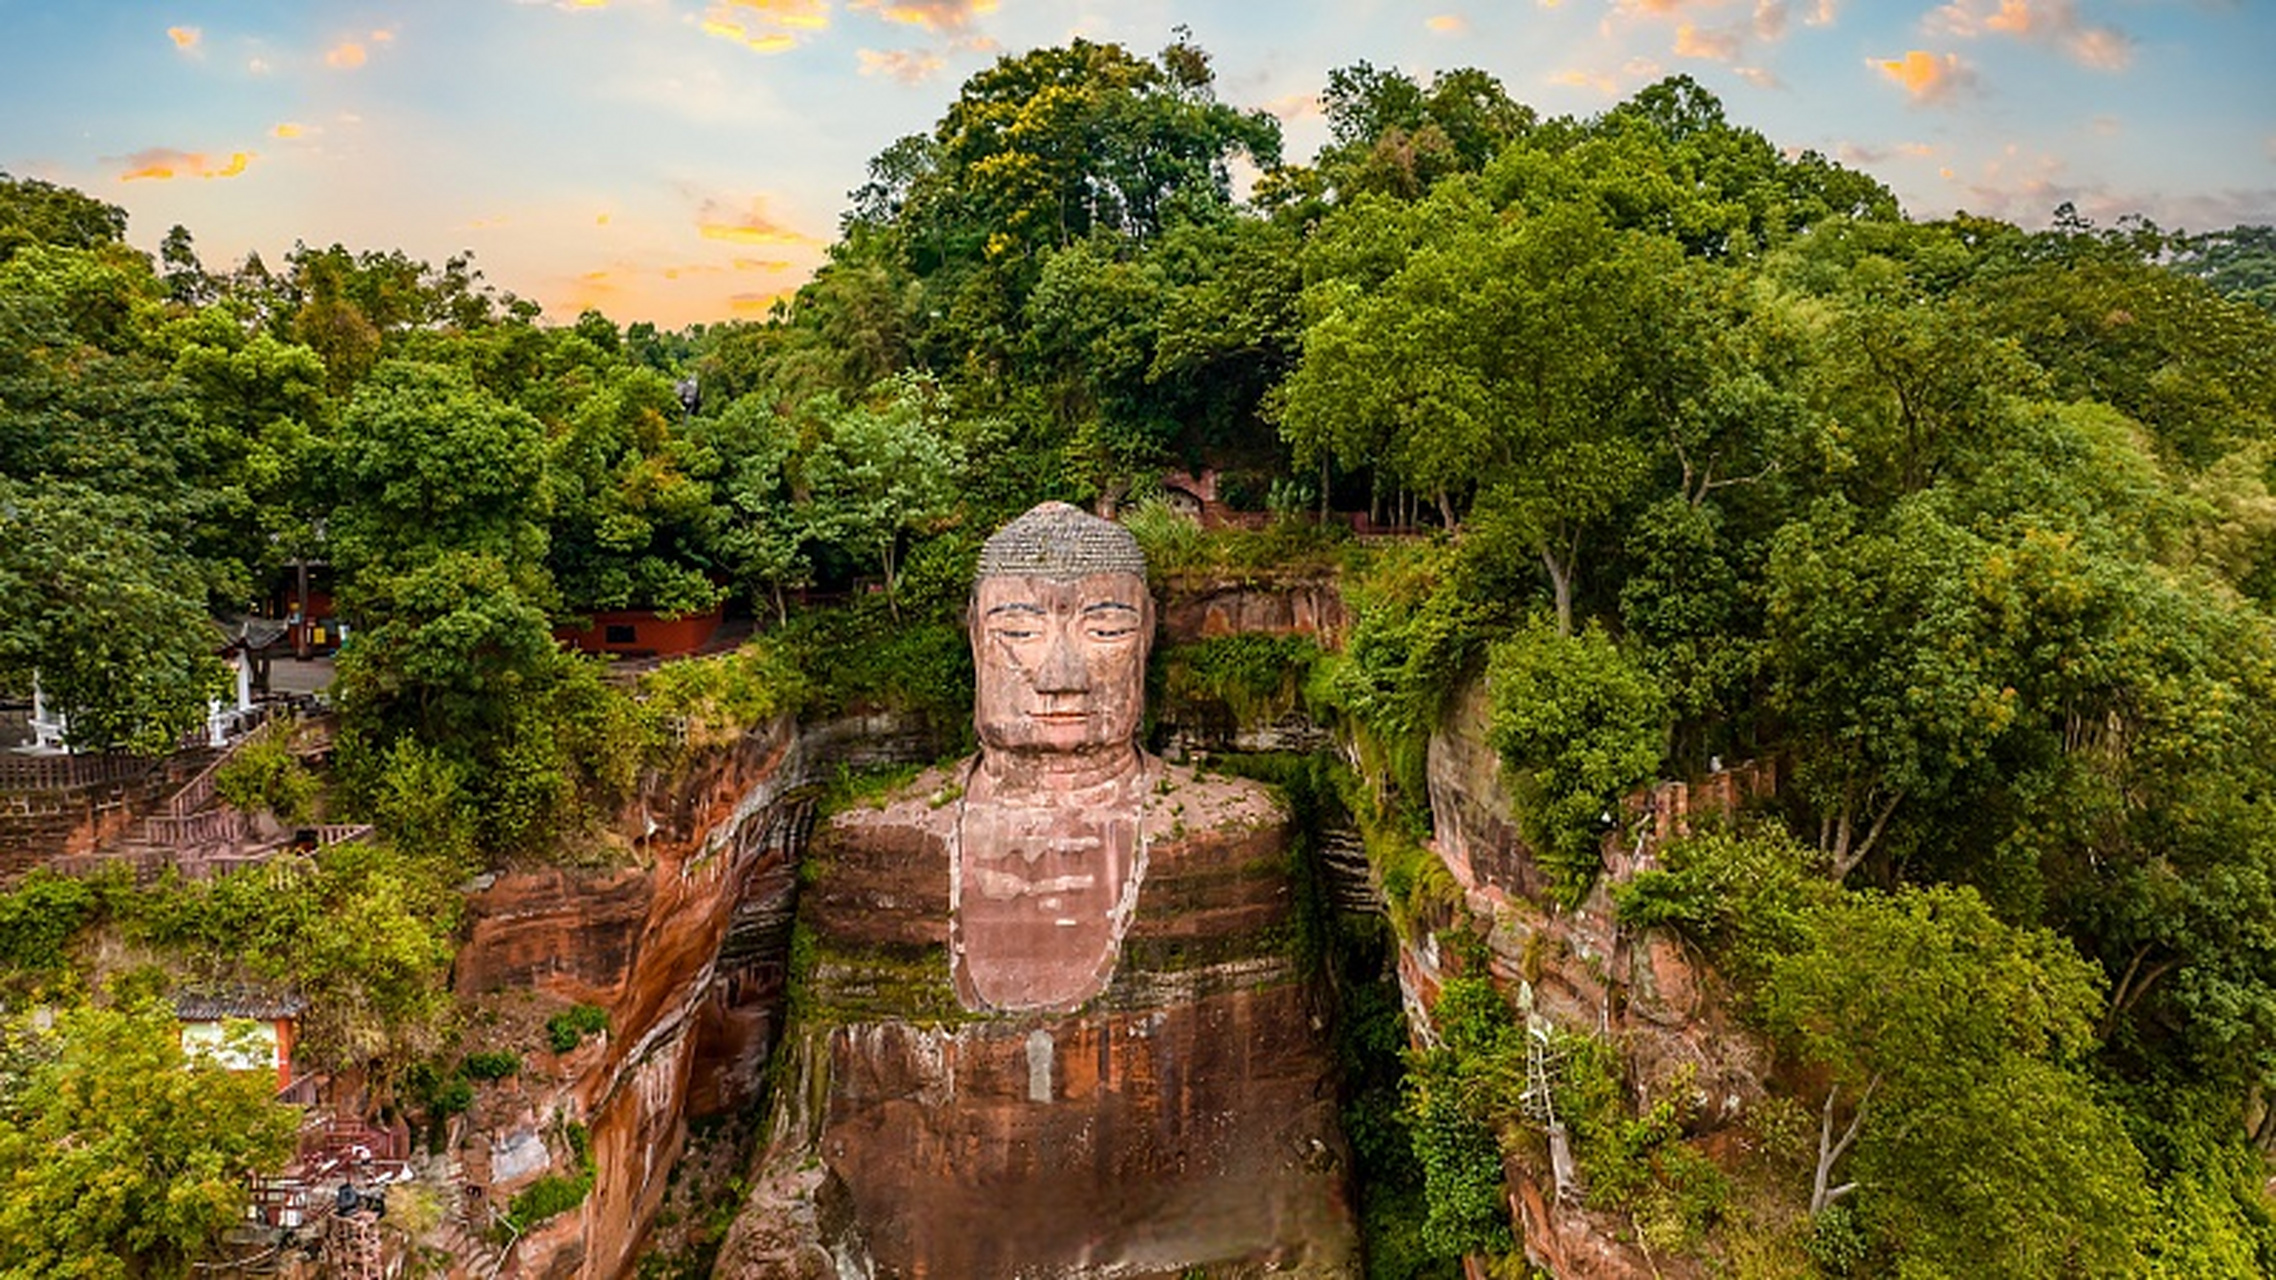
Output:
[1139, 759, 1288, 839]
[821, 762, 966, 846]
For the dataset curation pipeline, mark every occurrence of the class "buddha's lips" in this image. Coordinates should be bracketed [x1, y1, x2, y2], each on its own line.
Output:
[1032, 711, 1089, 723]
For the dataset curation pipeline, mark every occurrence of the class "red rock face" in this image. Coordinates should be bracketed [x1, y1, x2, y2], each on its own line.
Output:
[722, 762, 1359, 1278]
[449, 719, 848, 1280]
[818, 990, 1350, 1278]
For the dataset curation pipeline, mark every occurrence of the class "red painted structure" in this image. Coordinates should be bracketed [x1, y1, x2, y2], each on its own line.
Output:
[554, 603, 725, 658]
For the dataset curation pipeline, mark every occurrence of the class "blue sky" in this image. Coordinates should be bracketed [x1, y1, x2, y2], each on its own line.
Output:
[2, 0, 2270, 326]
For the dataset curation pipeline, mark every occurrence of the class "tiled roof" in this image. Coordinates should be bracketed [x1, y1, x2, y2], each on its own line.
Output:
[172, 984, 307, 1021]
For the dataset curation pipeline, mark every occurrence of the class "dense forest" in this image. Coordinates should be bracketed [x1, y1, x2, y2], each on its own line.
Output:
[7, 32, 2276, 1277]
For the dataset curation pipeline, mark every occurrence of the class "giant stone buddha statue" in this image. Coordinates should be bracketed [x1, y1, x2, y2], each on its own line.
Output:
[723, 502, 1357, 1279]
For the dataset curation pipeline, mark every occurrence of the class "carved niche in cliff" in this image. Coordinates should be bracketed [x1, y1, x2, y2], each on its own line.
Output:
[722, 502, 1357, 1279]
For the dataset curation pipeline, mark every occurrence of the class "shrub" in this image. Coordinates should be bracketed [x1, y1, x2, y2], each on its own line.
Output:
[638, 640, 809, 750]
[0, 871, 96, 980]
[546, 1004, 609, 1053]
[1484, 617, 1669, 904]
[213, 724, 319, 823]
[502, 1121, 597, 1233]
[463, 1050, 523, 1081]
[1159, 633, 1322, 728]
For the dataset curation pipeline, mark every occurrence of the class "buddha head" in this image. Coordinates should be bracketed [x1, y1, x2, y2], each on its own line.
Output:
[969, 502, 1152, 759]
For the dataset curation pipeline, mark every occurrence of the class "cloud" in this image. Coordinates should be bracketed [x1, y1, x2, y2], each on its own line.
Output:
[271, 122, 307, 139]
[1264, 91, 1323, 121]
[326, 41, 368, 68]
[1553, 67, 1620, 93]
[700, 0, 826, 51]
[167, 26, 201, 54]
[857, 47, 945, 82]
[1426, 14, 1471, 34]
[1804, 0, 1836, 22]
[1837, 140, 1938, 164]
[850, 0, 999, 34]
[1552, 56, 1666, 96]
[696, 196, 822, 247]
[118, 148, 253, 182]
[734, 257, 793, 271]
[1674, 23, 1743, 60]
[1925, 0, 2132, 70]
[1733, 65, 1782, 87]
[730, 289, 797, 317]
[1875, 49, 1975, 102]
[1753, 1, 1788, 40]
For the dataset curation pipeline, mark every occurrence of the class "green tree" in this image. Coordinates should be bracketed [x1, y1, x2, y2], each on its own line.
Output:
[1278, 191, 1681, 629]
[1759, 885, 2148, 1276]
[0, 1002, 298, 1278]
[1484, 617, 1669, 901]
[1761, 499, 2019, 879]
[329, 359, 552, 574]
[0, 173, 126, 260]
[0, 480, 227, 753]
[800, 377, 966, 620]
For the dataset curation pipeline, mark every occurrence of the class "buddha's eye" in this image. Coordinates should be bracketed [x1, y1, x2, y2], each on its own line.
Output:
[994, 627, 1040, 641]
[1088, 625, 1134, 640]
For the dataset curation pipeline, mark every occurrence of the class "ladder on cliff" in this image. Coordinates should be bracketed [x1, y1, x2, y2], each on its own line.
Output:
[1514, 983, 1578, 1204]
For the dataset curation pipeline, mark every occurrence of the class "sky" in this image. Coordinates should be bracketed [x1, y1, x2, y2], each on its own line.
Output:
[0, 1, 2270, 329]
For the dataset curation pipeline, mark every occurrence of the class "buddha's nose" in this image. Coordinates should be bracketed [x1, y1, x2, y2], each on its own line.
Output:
[1034, 631, 1091, 693]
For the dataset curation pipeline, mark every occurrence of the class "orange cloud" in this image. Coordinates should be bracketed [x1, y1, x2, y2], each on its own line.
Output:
[857, 48, 945, 82]
[1426, 14, 1470, 34]
[696, 197, 822, 248]
[271, 122, 306, 139]
[119, 148, 253, 182]
[730, 289, 797, 317]
[1553, 67, 1620, 93]
[167, 25, 201, 53]
[1733, 65, 1781, 88]
[700, 0, 826, 51]
[326, 41, 367, 68]
[1875, 50, 1973, 103]
[1264, 91, 1322, 121]
[1674, 24, 1742, 60]
[734, 257, 794, 271]
[1926, 0, 2131, 70]
[851, 0, 998, 33]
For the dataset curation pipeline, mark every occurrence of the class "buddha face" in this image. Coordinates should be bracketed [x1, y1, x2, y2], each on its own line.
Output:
[971, 571, 1151, 756]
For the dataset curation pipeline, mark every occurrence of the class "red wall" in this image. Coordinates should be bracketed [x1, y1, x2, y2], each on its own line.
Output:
[555, 604, 724, 658]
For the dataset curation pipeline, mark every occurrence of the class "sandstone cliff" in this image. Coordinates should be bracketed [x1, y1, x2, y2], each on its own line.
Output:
[445, 710, 943, 1279]
[1412, 676, 1777, 1277]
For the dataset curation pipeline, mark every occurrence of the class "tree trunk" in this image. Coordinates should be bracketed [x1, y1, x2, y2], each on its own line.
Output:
[1541, 549, 1573, 637]
[1811, 1076, 1876, 1216]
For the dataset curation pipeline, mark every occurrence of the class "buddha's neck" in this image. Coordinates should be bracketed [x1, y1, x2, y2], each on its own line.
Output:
[975, 744, 1144, 794]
